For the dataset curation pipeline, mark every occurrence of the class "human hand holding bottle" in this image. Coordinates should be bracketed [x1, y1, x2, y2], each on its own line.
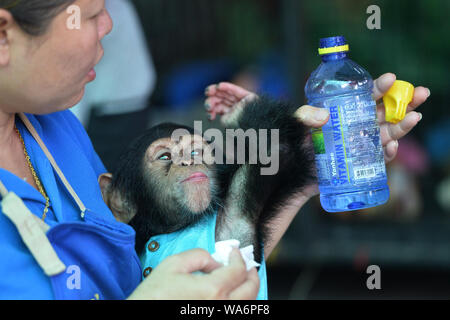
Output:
[204, 73, 430, 199]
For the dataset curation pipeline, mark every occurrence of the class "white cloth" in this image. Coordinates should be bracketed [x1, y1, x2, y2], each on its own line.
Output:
[211, 240, 260, 271]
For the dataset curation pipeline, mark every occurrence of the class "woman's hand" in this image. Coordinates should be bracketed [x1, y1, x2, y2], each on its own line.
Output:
[128, 248, 260, 300]
[372, 73, 429, 162]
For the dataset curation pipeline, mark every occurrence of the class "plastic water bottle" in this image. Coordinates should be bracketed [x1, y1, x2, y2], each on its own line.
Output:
[305, 36, 389, 212]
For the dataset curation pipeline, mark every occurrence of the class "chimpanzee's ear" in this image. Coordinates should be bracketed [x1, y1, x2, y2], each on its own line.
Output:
[98, 173, 113, 202]
[98, 173, 135, 223]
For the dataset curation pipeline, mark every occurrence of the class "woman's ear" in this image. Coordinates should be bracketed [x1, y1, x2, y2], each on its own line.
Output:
[0, 9, 14, 67]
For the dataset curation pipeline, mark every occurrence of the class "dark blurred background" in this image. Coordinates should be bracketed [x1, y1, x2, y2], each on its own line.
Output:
[73, 0, 450, 299]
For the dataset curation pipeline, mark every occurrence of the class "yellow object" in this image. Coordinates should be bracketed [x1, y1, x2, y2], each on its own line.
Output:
[383, 80, 414, 124]
[318, 44, 349, 55]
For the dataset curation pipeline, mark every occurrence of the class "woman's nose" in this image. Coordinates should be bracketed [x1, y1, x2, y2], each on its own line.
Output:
[99, 9, 113, 40]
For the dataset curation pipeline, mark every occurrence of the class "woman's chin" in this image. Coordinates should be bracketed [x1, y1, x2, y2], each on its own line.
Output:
[66, 87, 86, 109]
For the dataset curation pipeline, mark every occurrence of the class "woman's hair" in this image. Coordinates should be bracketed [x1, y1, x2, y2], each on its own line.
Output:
[1, 0, 76, 36]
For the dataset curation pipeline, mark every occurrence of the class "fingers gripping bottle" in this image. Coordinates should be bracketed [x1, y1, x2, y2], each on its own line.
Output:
[305, 36, 389, 212]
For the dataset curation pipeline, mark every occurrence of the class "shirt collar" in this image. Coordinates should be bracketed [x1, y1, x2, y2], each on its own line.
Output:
[11, 114, 64, 221]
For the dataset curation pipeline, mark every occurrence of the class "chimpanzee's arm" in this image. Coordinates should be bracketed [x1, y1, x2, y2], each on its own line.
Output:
[215, 96, 317, 262]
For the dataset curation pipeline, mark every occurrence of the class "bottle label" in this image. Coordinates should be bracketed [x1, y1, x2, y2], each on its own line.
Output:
[312, 98, 387, 191]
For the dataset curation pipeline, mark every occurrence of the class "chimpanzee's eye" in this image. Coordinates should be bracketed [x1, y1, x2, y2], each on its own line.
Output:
[158, 152, 171, 161]
[191, 149, 202, 157]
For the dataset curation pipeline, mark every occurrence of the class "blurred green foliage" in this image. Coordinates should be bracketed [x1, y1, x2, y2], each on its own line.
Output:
[301, 0, 450, 95]
[215, 0, 278, 63]
[132, 0, 449, 119]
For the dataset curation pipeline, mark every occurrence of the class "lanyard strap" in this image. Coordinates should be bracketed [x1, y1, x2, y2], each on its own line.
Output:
[1, 191, 66, 276]
[18, 113, 87, 218]
[0, 127, 66, 276]
[0, 179, 7, 199]
[0, 112, 91, 276]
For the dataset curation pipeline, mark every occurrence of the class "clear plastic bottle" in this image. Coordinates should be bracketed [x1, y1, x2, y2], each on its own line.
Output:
[305, 36, 389, 212]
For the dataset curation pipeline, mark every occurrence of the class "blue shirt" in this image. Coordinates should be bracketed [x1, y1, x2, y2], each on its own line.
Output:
[0, 110, 141, 299]
[140, 212, 268, 300]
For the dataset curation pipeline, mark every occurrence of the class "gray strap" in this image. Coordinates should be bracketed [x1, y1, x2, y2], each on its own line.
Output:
[0, 112, 91, 276]
[1, 192, 66, 276]
[18, 113, 87, 218]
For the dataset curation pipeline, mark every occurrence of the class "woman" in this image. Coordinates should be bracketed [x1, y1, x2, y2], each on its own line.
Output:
[0, 0, 429, 299]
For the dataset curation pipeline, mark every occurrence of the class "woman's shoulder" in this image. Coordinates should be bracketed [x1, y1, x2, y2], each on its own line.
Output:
[31, 110, 106, 176]
[36, 109, 88, 140]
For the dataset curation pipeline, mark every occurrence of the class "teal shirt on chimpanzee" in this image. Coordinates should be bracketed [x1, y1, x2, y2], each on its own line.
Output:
[140, 211, 268, 300]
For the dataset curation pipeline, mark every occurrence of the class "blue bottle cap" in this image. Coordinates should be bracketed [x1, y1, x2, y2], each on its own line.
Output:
[318, 36, 349, 55]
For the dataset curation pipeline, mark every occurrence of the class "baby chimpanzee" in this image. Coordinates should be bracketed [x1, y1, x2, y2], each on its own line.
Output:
[99, 96, 316, 299]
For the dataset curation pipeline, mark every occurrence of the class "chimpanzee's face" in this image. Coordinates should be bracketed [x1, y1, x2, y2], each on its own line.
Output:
[143, 134, 217, 214]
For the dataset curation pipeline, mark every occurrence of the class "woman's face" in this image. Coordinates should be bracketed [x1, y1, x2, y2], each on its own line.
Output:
[0, 0, 112, 114]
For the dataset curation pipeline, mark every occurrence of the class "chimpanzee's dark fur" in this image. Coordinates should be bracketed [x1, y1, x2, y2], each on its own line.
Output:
[110, 97, 316, 263]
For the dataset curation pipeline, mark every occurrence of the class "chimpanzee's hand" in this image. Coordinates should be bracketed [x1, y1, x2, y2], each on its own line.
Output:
[204, 82, 258, 126]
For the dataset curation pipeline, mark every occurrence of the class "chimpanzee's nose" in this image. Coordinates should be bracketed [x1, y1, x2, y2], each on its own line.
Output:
[181, 158, 193, 166]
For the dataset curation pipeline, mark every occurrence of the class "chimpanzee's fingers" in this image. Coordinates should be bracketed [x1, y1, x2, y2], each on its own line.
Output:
[208, 110, 217, 121]
[206, 82, 254, 101]
[205, 97, 234, 114]
[294, 105, 330, 128]
[211, 93, 239, 106]
[213, 91, 240, 104]
[205, 97, 221, 111]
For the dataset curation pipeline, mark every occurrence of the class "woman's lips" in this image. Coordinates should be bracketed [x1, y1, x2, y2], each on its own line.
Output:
[87, 50, 103, 82]
[87, 68, 96, 81]
[181, 172, 208, 183]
